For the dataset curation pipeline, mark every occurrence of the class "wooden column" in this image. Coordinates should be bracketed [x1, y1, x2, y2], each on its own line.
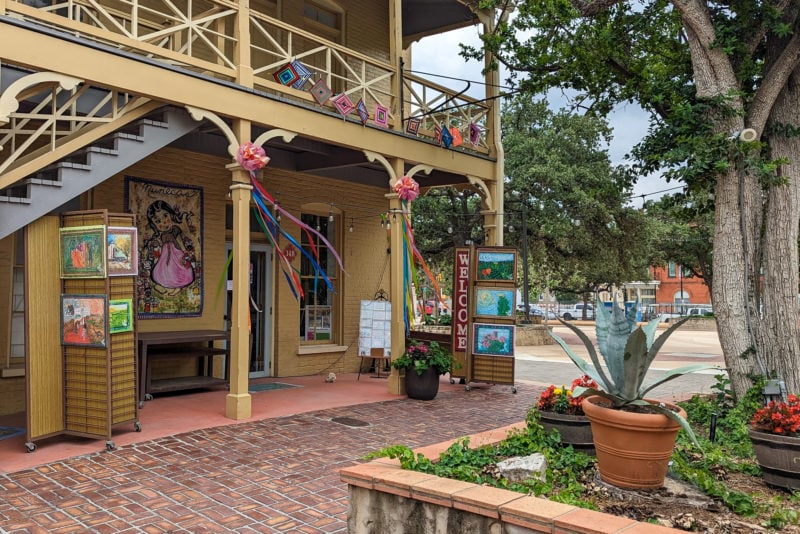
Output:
[226, 164, 252, 419]
[481, 8, 505, 246]
[388, 0, 403, 132]
[386, 190, 406, 395]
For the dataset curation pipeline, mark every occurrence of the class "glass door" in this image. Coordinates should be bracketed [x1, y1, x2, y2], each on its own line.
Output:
[227, 243, 273, 377]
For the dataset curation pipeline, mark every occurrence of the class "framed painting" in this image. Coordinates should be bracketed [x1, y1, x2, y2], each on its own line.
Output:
[107, 226, 138, 276]
[108, 298, 134, 334]
[474, 287, 515, 319]
[59, 225, 107, 279]
[126, 176, 203, 318]
[61, 294, 107, 348]
[472, 323, 515, 357]
[475, 247, 517, 282]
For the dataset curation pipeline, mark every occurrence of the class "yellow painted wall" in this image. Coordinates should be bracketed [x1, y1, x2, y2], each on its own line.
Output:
[90, 147, 391, 379]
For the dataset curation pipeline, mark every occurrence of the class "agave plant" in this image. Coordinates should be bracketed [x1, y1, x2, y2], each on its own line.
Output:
[550, 297, 720, 445]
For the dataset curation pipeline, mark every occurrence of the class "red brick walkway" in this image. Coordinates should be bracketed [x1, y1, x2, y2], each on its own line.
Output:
[0, 384, 537, 533]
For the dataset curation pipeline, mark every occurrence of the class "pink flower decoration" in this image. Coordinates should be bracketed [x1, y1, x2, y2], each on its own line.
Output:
[393, 175, 419, 202]
[237, 142, 270, 171]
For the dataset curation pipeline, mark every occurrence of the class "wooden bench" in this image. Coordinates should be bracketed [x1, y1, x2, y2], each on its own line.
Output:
[138, 330, 230, 406]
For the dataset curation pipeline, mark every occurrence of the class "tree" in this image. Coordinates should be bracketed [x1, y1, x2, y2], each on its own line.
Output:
[645, 193, 714, 292]
[466, 1, 800, 398]
[502, 95, 652, 311]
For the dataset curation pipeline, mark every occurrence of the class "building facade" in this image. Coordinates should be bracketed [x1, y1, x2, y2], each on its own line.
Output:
[0, 0, 505, 423]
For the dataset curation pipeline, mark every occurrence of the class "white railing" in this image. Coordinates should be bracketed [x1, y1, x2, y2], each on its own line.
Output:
[403, 73, 490, 154]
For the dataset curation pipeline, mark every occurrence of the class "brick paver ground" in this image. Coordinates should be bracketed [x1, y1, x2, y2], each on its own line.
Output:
[0, 384, 540, 533]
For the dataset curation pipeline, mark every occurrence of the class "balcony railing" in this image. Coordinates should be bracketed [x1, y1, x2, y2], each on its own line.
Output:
[3, 0, 491, 155]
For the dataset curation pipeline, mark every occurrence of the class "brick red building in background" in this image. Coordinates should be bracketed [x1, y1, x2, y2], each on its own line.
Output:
[651, 262, 711, 305]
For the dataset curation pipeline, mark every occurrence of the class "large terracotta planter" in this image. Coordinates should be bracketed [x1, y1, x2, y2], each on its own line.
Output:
[582, 395, 684, 489]
[749, 429, 800, 490]
[405, 367, 440, 400]
[539, 411, 595, 455]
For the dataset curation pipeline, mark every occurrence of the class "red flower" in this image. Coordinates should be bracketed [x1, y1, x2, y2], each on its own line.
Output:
[750, 394, 800, 436]
[536, 375, 598, 416]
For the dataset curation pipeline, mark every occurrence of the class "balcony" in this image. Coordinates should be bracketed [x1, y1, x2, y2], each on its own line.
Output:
[2, 0, 492, 156]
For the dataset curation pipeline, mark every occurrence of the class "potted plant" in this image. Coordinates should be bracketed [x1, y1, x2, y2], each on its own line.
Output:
[551, 297, 718, 489]
[749, 394, 800, 490]
[532, 375, 598, 454]
[392, 339, 455, 400]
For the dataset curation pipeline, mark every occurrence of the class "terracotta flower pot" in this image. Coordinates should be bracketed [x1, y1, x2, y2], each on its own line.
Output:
[748, 428, 800, 490]
[582, 395, 684, 489]
[539, 411, 595, 455]
[404, 367, 440, 400]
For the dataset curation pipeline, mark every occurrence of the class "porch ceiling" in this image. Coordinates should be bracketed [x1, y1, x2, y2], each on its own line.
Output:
[402, 0, 478, 45]
[169, 129, 469, 190]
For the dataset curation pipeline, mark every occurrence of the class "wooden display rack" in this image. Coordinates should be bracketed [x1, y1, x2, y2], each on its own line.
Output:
[24, 210, 140, 452]
[462, 246, 518, 394]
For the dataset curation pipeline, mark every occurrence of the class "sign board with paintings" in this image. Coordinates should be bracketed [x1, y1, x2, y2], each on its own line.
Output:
[358, 300, 392, 357]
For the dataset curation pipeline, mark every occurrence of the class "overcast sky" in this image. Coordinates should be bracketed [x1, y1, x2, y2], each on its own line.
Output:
[412, 28, 676, 208]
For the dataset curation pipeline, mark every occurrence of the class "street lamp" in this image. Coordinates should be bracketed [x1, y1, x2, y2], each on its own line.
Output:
[507, 199, 531, 324]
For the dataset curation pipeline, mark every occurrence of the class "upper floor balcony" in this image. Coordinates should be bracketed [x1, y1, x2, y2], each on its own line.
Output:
[1, 0, 496, 158]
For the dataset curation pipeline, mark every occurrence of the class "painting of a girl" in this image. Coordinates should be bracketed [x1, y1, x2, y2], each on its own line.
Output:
[127, 177, 203, 317]
[144, 200, 195, 296]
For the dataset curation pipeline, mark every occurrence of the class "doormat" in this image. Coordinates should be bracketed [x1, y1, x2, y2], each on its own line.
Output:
[248, 383, 300, 392]
[0, 426, 25, 440]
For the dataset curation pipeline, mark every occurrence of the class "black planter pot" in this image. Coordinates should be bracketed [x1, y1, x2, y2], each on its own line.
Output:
[539, 411, 595, 455]
[405, 367, 440, 400]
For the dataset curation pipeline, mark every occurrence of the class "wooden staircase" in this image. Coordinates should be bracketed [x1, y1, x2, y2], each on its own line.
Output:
[0, 107, 199, 239]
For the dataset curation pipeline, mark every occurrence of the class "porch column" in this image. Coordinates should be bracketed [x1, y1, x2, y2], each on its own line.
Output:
[386, 156, 406, 395]
[481, 8, 505, 246]
[388, 0, 403, 132]
[226, 165, 253, 419]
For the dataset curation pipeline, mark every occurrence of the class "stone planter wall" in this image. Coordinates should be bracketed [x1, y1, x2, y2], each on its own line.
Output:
[340, 423, 683, 534]
[679, 317, 717, 331]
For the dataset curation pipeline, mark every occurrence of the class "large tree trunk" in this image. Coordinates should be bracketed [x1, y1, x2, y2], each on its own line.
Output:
[758, 66, 800, 396]
[712, 163, 762, 398]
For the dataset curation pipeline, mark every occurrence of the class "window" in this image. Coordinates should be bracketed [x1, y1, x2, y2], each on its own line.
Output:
[667, 261, 676, 278]
[299, 211, 339, 343]
[304, 2, 339, 29]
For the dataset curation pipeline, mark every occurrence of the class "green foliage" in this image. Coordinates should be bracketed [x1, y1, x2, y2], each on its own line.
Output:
[670, 382, 798, 524]
[368, 422, 598, 508]
[501, 95, 653, 297]
[392, 339, 456, 375]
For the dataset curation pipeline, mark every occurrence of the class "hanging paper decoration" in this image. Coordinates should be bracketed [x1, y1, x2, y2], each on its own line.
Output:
[469, 123, 481, 145]
[433, 124, 442, 144]
[331, 93, 355, 117]
[355, 99, 369, 125]
[440, 126, 453, 148]
[450, 126, 463, 147]
[374, 105, 389, 128]
[310, 79, 333, 105]
[406, 117, 421, 135]
[235, 142, 345, 300]
[392, 176, 443, 333]
[290, 60, 313, 90]
[273, 63, 301, 86]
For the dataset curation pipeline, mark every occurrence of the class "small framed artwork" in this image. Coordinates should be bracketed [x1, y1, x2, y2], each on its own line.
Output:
[475, 247, 517, 282]
[474, 287, 515, 319]
[61, 294, 108, 348]
[107, 226, 138, 276]
[59, 225, 107, 279]
[473, 323, 515, 357]
[108, 298, 134, 334]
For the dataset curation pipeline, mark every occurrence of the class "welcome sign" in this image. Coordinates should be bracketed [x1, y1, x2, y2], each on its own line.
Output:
[450, 248, 471, 380]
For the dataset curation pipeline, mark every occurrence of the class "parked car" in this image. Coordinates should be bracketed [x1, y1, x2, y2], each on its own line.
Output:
[530, 306, 558, 320]
[561, 303, 595, 320]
